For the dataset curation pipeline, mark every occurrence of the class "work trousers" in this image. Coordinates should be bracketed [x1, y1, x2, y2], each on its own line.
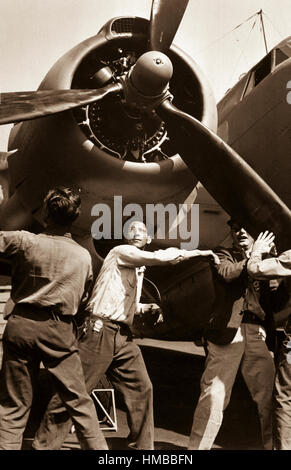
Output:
[188, 323, 275, 450]
[274, 333, 291, 450]
[0, 311, 108, 450]
[33, 319, 154, 450]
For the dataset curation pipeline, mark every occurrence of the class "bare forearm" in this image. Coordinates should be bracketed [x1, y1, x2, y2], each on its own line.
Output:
[248, 251, 291, 279]
[118, 246, 219, 267]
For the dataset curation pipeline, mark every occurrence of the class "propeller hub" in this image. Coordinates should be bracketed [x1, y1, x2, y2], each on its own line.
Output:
[129, 51, 173, 97]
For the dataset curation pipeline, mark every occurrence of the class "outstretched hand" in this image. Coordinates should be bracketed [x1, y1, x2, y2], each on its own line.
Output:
[212, 253, 220, 265]
[181, 249, 220, 264]
[202, 250, 220, 265]
[252, 231, 275, 255]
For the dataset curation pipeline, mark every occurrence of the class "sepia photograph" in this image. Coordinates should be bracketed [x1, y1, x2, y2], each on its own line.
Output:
[0, 0, 291, 457]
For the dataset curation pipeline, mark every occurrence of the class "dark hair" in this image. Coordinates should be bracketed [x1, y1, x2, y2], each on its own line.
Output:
[43, 187, 81, 226]
[227, 219, 242, 230]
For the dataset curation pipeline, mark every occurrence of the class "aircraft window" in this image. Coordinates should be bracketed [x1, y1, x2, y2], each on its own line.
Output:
[243, 71, 255, 98]
[243, 53, 272, 98]
[253, 53, 272, 85]
[275, 48, 290, 66]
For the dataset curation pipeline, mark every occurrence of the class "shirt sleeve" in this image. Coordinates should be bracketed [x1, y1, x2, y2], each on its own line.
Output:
[81, 254, 93, 300]
[0, 231, 23, 256]
[76, 258, 94, 321]
[116, 245, 186, 267]
[215, 247, 247, 282]
[247, 249, 291, 279]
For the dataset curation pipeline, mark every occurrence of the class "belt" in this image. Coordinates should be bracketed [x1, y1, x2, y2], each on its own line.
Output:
[85, 316, 130, 335]
[241, 310, 264, 325]
[89, 316, 121, 326]
[12, 303, 73, 324]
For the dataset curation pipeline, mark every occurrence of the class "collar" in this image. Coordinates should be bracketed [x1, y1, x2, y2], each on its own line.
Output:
[42, 229, 72, 239]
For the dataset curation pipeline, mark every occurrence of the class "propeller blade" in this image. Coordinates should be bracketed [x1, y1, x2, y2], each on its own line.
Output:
[0, 83, 122, 125]
[158, 99, 291, 251]
[149, 0, 189, 52]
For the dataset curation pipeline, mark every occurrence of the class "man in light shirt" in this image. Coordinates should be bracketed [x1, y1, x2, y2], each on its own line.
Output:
[247, 231, 291, 450]
[33, 220, 219, 450]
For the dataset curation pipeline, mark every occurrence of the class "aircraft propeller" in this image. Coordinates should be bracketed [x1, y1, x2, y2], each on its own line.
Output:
[158, 100, 291, 251]
[0, 0, 188, 126]
[0, 0, 291, 250]
[0, 84, 122, 126]
[149, 0, 190, 52]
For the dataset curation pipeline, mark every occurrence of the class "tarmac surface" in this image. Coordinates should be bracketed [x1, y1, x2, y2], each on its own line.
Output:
[11, 338, 264, 451]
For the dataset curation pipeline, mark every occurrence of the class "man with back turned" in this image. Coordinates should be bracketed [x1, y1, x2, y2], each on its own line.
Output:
[0, 187, 108, 450]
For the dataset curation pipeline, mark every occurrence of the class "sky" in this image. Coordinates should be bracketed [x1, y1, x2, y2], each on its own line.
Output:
[1, 0, 291, 150]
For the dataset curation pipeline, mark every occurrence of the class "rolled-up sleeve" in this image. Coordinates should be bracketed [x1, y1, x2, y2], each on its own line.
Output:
[0, 231, 23, 257]
[116, 245, 185, 267]
[247, 250, 291, 279]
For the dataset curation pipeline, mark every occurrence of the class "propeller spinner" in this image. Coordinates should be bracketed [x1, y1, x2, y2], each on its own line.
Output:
[128, 51, 173, 97]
